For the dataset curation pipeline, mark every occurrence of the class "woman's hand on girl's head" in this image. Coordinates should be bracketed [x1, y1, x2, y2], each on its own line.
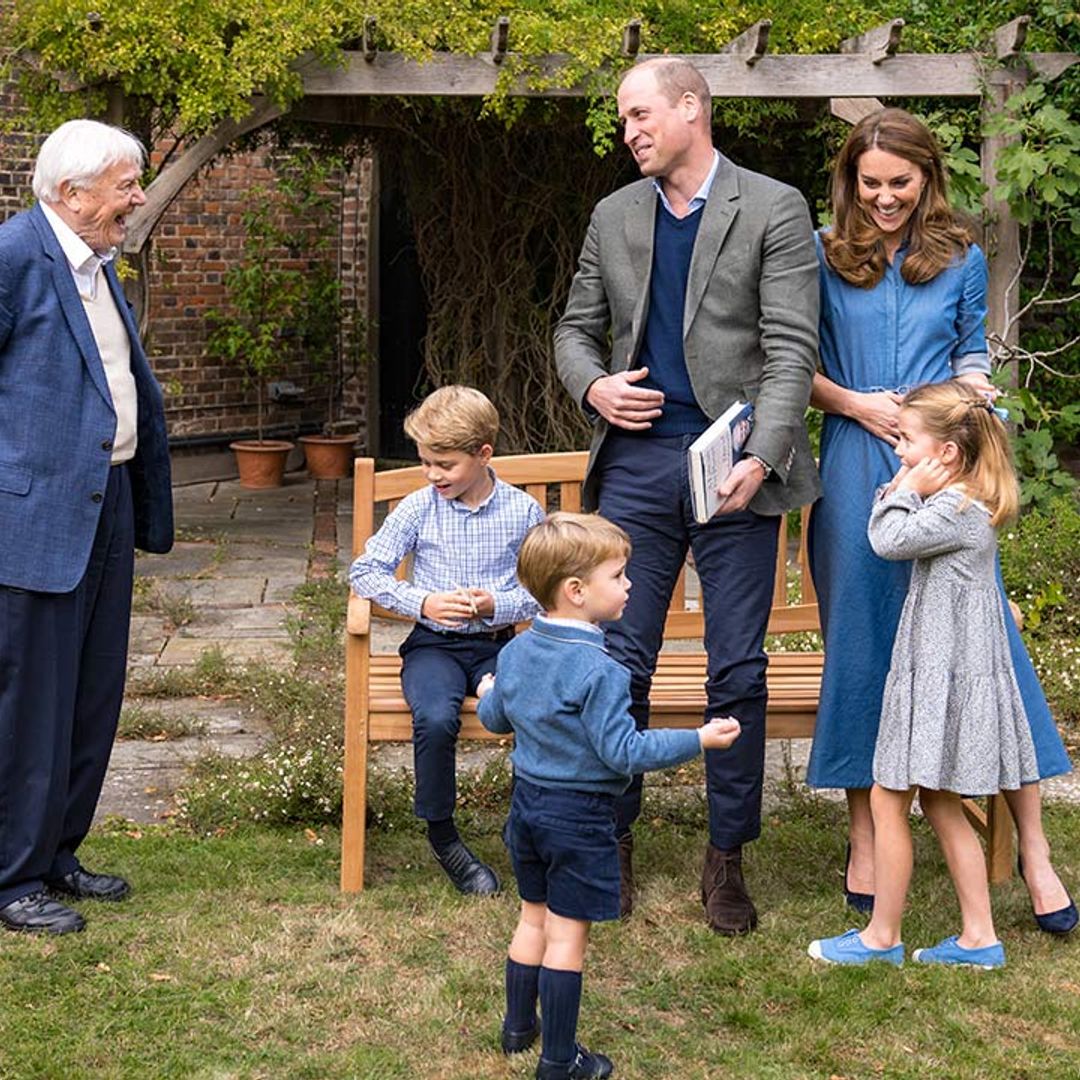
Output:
[897, 456, 951, 497]
[850, 389, 904, 444]
[954, 372, 998, 399]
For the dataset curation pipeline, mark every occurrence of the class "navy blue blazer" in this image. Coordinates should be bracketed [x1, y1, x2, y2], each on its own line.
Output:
[0, 204, 173, 592]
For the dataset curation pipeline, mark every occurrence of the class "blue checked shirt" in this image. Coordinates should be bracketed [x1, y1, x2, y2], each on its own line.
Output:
[349, 471, 544, 632]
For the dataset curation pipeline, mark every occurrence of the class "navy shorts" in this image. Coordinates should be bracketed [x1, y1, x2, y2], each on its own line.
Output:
[507, 778, 621, 923]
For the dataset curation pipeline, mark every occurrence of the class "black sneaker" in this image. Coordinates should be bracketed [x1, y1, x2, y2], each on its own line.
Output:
[430, 839, 501, 896]
[535, 1044, 614, 1079]
[502, 1019, 540, 1054]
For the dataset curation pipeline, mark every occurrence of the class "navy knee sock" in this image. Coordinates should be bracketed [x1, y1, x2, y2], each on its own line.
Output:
[539, 966, 583, 1064]
[504, 958, 540, 1033]
[427, 817, 460, 852]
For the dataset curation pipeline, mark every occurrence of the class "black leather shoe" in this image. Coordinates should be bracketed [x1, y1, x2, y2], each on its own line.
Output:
[535, 1044, 613, 1080]
[46, 868, 131, 902]
[502, 1019, 540, 1054]
[430, 840, 501, 896]
[0, 891, 86, 935]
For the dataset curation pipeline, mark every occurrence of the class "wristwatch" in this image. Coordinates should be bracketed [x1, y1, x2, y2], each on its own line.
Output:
[744, 453, 773, 480]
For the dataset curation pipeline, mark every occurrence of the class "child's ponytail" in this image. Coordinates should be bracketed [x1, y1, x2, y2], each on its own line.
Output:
[902, 382, 1019, 526]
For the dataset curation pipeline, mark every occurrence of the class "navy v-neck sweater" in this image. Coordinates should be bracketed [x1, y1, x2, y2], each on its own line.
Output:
[634, 203, 712, 437]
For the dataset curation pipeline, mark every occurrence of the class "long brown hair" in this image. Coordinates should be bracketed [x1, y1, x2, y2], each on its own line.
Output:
[822, 108, 972, 289]
[901, 382, 1019, 526]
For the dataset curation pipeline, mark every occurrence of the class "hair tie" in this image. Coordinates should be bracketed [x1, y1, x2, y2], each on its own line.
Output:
[979, 396, 1009, 422]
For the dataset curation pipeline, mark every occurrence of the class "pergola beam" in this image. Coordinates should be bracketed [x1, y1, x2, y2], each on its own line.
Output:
[123, 96, 284, 253]
[720, 21, 772, 67]
[840, 19, 905, 65]
[294, 50, 997, 98]
[994, 15, 1030, 60]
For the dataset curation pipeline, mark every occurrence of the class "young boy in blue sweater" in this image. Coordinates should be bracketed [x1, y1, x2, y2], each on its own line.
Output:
[350, 386, 543, 896]
[477, 512, 740, 1080]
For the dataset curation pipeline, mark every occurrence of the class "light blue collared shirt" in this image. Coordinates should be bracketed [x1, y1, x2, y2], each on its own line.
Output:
[349, 470, 544, 631]
[652, 149, 721, 219]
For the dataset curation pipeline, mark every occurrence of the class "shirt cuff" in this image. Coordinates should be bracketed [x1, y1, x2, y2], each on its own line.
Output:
[951, 352, 991, 377]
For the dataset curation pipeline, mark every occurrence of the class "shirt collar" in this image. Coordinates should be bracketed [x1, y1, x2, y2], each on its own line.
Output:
[40, 201, 117, 277]
[653, 149, 721, 218]
[445, 467, 500, 514]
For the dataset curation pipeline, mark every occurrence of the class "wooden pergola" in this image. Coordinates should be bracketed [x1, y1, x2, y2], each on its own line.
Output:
[118, 13, 1077, 362]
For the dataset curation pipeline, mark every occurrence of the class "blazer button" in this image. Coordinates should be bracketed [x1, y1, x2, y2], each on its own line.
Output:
[91, 491, 104, 503]
[101, 439, 114, 451]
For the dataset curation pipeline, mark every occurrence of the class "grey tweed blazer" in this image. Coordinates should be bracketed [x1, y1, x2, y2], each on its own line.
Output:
[555, 152, 821, 515]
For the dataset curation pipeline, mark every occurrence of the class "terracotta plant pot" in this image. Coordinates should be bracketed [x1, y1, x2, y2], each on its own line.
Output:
[299, 434, 357, 479]
[229, 439, 295, 489]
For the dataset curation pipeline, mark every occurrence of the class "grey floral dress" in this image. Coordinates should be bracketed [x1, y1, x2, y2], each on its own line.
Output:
[867, 487, 1039, 794]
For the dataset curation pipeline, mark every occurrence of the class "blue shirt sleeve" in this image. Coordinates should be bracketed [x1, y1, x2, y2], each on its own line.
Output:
[580, 661, 701, 775]
[348, 496, 429, 619]
[951, 245, 989, 368]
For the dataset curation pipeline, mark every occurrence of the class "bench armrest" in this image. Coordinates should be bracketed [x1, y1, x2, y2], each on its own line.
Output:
[347, 594, 371, 637]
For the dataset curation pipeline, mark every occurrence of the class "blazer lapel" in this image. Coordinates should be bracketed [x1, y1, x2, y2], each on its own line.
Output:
[684, 155, 740, 334]
[623, 188, 656, 365]
[30, 206, 113, 407]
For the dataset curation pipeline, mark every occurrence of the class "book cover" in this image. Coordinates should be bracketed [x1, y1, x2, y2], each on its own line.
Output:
[688, 400, 754, 524]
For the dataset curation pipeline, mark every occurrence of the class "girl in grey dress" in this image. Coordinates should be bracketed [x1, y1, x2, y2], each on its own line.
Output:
[810, 381, 1041, 969]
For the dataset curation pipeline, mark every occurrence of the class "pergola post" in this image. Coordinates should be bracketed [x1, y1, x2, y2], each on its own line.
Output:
[981, 17, 1032, 370]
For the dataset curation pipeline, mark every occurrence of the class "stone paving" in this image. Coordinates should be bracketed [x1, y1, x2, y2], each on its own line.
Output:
[97, 471, 1080, 825]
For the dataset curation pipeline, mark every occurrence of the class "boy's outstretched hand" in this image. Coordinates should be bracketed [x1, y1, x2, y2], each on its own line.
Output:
[476, 672, 495, 699]
[698, 716, 741, 750]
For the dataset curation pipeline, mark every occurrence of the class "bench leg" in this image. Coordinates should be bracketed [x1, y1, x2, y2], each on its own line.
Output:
[341, 634, 371, 892]
[985, 793, 1014, 884]
[960, 794, 1014, 885]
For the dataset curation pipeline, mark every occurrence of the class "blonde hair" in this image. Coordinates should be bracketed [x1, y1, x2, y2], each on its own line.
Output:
[517, 512, 631, 611]
[403, 385, 499, 454]
[901, 382, 1019, 526]
[822, 108, 973, 289]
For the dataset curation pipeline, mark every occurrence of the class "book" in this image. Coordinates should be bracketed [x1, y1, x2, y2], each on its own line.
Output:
[688, 400, 754, 524]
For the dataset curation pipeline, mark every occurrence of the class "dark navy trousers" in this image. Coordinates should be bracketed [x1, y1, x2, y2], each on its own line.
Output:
[0, 464, 134, 907]
[399, 624, 511, 821]
[596, 431, 779, 850]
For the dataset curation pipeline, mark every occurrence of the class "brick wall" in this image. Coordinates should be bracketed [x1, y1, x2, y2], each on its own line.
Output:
[0, 6, 373, 449]
[0, 3, 39, 220]
[144, 146, 372, 447]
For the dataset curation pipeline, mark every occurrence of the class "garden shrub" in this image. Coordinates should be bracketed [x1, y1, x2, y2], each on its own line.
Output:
[1000, 494, 1080, 731]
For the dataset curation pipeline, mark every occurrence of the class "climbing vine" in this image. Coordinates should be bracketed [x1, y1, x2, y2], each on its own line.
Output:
[3, 0, 1077, 463]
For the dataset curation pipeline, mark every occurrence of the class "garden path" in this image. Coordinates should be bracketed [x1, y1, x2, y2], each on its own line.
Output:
[95, 472, 1080, 825]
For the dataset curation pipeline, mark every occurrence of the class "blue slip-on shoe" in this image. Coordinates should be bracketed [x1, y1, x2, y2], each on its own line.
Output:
[912, 935, 1005, 969]
[808, 928, 903, 966]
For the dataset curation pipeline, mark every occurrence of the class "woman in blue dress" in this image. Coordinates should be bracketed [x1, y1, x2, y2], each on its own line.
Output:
[806, 108, 1075, 932]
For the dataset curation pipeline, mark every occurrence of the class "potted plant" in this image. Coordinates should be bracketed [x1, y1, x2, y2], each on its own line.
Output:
[208, 191, 301, 488]
[297, 261, 359, 479]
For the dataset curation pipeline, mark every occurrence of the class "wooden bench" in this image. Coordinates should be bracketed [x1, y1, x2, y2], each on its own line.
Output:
[341, 452, 1012, 892]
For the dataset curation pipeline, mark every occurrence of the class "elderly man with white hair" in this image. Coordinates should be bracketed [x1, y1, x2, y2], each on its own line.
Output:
[0, 119, 173, 934]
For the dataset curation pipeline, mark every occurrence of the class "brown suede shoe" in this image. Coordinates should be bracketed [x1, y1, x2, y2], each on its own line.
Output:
[617, 832, 634, 919]
[701, 843, 758, 935]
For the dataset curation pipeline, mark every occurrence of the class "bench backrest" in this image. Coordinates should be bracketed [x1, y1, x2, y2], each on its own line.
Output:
[351, 453, 817, 640]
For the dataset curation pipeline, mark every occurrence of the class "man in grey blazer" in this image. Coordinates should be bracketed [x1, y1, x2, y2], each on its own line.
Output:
[555, 58, 819, 934]
[0, 120, 173, 935]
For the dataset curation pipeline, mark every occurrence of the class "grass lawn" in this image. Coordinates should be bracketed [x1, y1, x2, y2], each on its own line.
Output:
[2, 794, 1079, 1079]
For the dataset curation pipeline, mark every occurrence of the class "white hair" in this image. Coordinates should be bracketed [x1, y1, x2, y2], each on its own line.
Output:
[32, 119, 146, 203]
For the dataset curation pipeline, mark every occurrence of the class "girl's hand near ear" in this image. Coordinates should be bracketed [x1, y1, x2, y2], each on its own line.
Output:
[897, 456, 951, 498]
[885, 464, 911, 494]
